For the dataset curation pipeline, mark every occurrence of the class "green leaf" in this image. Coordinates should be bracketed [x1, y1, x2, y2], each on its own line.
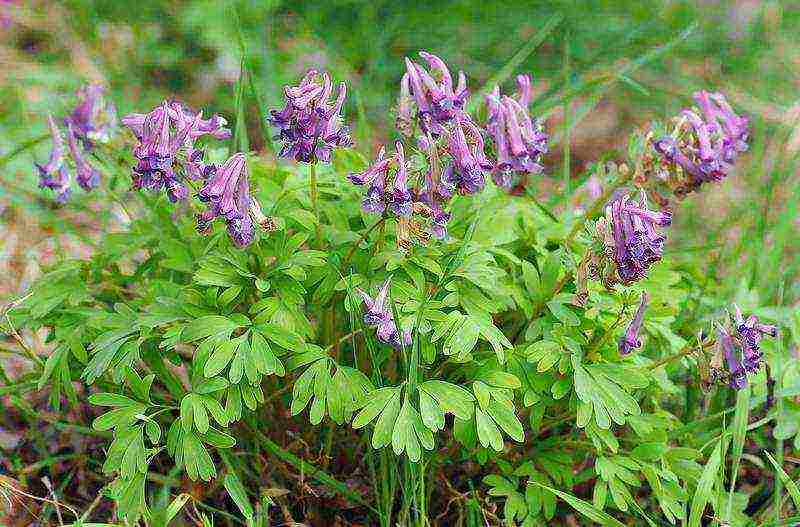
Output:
[353, 387, 399, 429]
[224, 473, 254, 521]
[764, 451, 800, 511]
[419, 380, 475, 420]
[372, 388, 401, 449]
[183, 316, 243, 343]
[529, 480, 627, 527]
[688, 437, 729, 527]
[204, 339, 239, 378]
[487, 399, 525, 443]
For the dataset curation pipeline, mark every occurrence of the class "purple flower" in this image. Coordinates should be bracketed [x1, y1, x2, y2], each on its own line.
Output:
[400, 52, 469, 136]
[733, 304, 777, 373]
[198, 153, 261, 248]
[268, 70, 351, 163]
[66, 124, 100, 191]
[388, 142, 413, 217]
[619, 292, 648, 355]
[36, 114, 75, 203]
[357, 278, 411, 350]
[485, 75, 548, 189]
[605, 191, 671, 284]
[653, 91, 749, 195]
[63, 84, 117, 147]
[442, 119, 489, 195]
[124, 101, 229, 202]
[718, 327, 748, 390]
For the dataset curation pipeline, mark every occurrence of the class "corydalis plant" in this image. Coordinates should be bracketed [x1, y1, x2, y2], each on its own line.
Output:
[197, 152, 272, 248]
[122, 100, 231, 202]
[619, 292, 648, 355]
[590, 190, 671, 286]
[398, 51, 468, 137]
[268, 69, 351, 163]
[650, 90, 749, 197]
[485, 74, 548, 189]
[357, 278, 411, 351]
[708, 305, 777, 390]
[36, 84, 116, 202]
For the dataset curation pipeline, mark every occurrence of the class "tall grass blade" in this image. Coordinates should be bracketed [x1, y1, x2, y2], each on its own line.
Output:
[689, 436, 729, 527]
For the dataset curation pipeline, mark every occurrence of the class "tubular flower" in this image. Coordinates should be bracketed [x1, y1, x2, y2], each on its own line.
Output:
[36, 114, 71, 203]
[619, 292, 648, 355]
[733, 304, 778, 373]
[485, 75, 548, 189]
[441, 119, 490, 196]
[268, 70, 351, 163]
[123, 101, 230, 202]
[652, 91, 749, 197]
[63, 83, 117, 146]
[36, 84, 118, 202]
[399, 52, 469, 136]
[717, 327, 748, 390]
[349, 142, 415, 218]
[197, 153, 271, 248]
[357, 278, 412, 350]
[599, 191, 672, 285]
[66, 124, 100, 190]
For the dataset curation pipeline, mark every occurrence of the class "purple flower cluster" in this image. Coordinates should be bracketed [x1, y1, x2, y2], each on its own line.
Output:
[36, 84, 116, 203]
[603, 192, 672, 284]
[619, 292, 648, 355]
[196, 153, 275, 248]
[398, 52, 469, 137]
[653, 91, 749, 196]
[485, 75, 548, 189]
[714, 306, 777, 390]
[268, 70, 351, 163]
[357, 278, 412, 350]
[122, 101, 231, 202]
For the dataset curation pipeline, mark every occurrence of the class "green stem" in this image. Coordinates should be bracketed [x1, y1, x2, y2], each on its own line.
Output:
[309, 161, 322, 246]
[245, 420, 374, 512]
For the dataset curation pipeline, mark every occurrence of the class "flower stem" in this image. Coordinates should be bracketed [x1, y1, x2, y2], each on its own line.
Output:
[309, 161, 322, 247]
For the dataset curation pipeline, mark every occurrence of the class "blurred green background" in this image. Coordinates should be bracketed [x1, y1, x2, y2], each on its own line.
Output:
[1, 0, 798, 305]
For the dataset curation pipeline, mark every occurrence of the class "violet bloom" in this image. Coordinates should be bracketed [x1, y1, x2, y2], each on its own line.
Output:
[388, 142, 413, 217]
[400, 52, 469, 136]
[441, 119, 490, 196]
[63, 84, 117, 147]
[350, 146, 391, 215]
[198, 153, 257, 247]
[733, 304, 777, 373]
[619, 292, 648, 355]
[66, 124, 100, 191]
[653, 91, 749, 194]
[36, 114, 72, 203]
[268, 70, 351, 163]
[124, 101, 229, 202]
[357, 278, 412, 350]
[485, 75, 548, 189]
[605, 192, 671, 284]
[718, 327, 748, 390]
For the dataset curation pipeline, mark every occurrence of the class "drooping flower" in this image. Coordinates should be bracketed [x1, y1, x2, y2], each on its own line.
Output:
[357, 278, 412, 350]
[66, 124, 100, 191]
[601, 191, 672, 284]
[198, 153, 261, 247]
[123, 100, 230, 202]
[36, 84, 119, 202]
[399, 52, 469, 136]
[63, 84, 117, 147]
[619, 292, 648, 355]
[652, 91, 749, 197]
[268, 70, 351, 163]
[36, 114, 71, 202]
[485, 75, 548, 189]
[441, 119, 490, 196]
[733, 304, 777, 373]
[348, 142, 416, 218]
[717, 326, 748, 390]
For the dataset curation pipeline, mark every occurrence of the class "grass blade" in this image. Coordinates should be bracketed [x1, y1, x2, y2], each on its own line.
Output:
[689, 436, 729, 527]
[528, 480, 626, 527]
[765, 451, 800, 511]
[726, 384, 750, 519]
[467, 12, 563, 113]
